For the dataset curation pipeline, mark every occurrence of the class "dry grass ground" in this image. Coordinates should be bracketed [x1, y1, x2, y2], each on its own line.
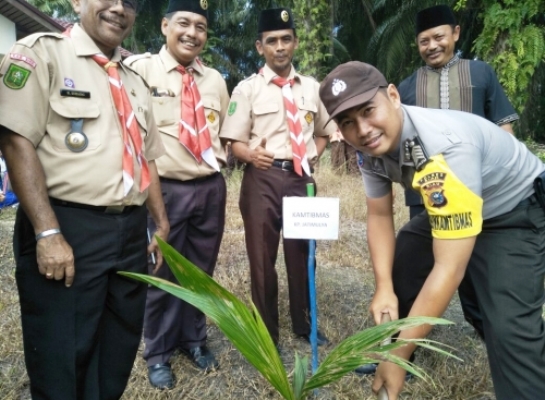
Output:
[0, 156, 496, 399]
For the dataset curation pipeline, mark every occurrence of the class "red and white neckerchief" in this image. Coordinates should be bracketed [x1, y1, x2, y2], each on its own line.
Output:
[264, 69, 310, 176]
[63, 28, 150, 195]
[175, 64, 219, 171]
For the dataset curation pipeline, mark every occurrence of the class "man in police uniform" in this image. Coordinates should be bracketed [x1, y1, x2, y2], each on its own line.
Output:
[125, 0, 229, 389]
[0, 0, 169, 398]
[319, 61, 545, 400]
[219, 8, 335, 347]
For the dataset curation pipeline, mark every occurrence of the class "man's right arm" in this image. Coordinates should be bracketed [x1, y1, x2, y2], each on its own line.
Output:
[366, 191, 399, 323]
[231, 139, 274, 170]
[0, 127, 74, 286]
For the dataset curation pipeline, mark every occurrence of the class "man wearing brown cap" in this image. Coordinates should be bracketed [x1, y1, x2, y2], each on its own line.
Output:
[125, 0, 229, 389]
[0, 0, 169, 398]
[219, 8, 335, 348]
[319, 61, 545, 400]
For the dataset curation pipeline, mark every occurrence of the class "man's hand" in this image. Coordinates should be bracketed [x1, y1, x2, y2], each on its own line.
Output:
[373, 362, 407, 400]
[36, 234, 75, 287]
[369, 287, 399, 324]
[250, 138, 274, 170]
[148, 226, 169, 274]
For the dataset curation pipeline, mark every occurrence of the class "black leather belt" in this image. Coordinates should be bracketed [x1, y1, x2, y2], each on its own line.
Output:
[50, 198, 137, 214]
[272, 159, 294, 171]
[272, 159, 314, 173]
[160, 172, 220, 185]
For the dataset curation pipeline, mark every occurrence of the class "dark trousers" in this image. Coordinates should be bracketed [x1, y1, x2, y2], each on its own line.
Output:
[239, 165, 314, 344]
[408, 203, 484, 338]
[143, 173, 226, 365]
[395, 200, 545, 400]
[14, 204, 147, 400]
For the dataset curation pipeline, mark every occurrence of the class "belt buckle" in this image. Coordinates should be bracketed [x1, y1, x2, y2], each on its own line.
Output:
[105, 205, 125, 214]
[281, 161, 291, 171]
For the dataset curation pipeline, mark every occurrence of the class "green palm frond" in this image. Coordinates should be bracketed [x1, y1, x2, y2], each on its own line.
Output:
[121, 238, 458, 400]
[121, 239, 294, 400]
[303, 318, 457, 395]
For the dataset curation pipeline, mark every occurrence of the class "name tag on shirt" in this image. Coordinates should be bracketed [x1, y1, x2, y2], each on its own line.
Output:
[60, 89, 91, 99]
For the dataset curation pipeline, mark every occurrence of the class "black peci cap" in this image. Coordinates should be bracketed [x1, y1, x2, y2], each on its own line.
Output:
[415, 5, 457, 36]
[166, 0, 209, 19]
[258, 8, 294, 33]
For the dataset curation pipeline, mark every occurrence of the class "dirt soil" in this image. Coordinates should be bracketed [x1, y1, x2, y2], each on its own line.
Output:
[0, 165, 496, 399]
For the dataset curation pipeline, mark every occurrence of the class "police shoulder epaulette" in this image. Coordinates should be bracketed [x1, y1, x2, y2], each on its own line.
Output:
[124, 52, 152, 66]
[19, 32, 65, 47]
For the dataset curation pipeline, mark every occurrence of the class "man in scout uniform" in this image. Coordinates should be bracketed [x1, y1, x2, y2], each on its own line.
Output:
[219, 7, 335, 348]
[0, 0, 169, 398]
[125, 0, 229, 389]
[319, 61, 545, 400]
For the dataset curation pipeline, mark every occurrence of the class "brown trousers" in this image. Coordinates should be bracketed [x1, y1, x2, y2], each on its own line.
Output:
[240, 165, 315, 344]
[143, 173, 226, 365]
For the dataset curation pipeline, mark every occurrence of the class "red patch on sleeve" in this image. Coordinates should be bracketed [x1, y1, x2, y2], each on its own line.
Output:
[10, 53, 37, 69]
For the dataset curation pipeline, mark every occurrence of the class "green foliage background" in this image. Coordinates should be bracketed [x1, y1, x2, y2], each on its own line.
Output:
[28, 0, 545, 141]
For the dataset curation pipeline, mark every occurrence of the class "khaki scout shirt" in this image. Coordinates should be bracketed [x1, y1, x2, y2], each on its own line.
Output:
[0, 24, 164, 206]
[125, 47, 229, 180]
[219, 64, 335, 164]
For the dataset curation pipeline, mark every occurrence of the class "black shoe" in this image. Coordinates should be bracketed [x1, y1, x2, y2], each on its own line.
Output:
[354, 363, 413, 381]
[354, 363, 377, 375]
[299, 330, 330, 347]
[148, 363, 174, 390]
[180, 345, 219, 371]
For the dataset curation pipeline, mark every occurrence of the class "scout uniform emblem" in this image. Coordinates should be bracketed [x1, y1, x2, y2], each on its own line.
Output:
[207, 112, 216, 123]
[64, 78, 76, 88]
[281, 10, 290, 22]
[200, 0, 208, 10]
[65, 119, 89, 152]
[305, 112, 313, 125]
[228, 102, 237, 116]
[3, 64, 31, 90]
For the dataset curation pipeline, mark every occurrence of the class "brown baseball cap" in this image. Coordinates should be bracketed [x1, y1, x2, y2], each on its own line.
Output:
[319, 61, 388, 125]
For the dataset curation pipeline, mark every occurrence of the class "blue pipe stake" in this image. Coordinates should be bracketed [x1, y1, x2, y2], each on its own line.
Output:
[306, 183, 319, 374]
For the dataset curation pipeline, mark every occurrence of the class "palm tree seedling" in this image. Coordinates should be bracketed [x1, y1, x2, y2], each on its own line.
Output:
[120, 238, 459, 400]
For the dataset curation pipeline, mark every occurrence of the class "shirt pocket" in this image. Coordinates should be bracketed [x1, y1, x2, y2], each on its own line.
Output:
[151, 95, 177, 127]
[252, 101, 281, 134]
[202, 97, 221, 134]
[48, 95, 101, 152]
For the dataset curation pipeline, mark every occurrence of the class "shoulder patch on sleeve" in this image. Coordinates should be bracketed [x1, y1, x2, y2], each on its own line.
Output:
[412, 154, 483, 239]
[3, 64, 31, 90]
[9, 53, 37, 69]
[227, 101, 237, 116]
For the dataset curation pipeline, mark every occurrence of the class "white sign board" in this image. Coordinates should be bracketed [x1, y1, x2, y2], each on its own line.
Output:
[282, 197, 340, 240]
